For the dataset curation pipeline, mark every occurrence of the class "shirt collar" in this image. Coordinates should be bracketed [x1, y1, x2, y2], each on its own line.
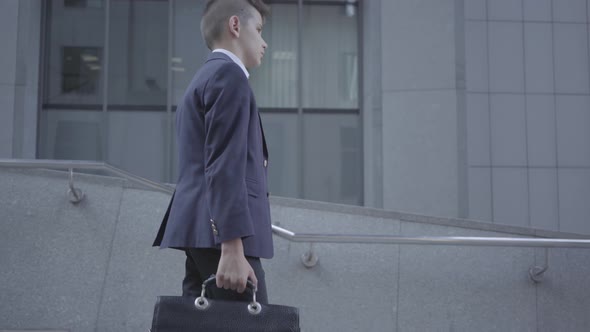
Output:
[212, 49, 250, 79]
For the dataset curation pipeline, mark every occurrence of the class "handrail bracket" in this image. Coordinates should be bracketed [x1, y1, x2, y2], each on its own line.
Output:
[301, 243, 319, 268]
[529, 248, 549, 283]
[68, 168, 85, 204]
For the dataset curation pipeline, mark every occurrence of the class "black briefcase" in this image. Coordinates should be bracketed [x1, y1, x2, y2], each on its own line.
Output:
[151, 276, 300, 332]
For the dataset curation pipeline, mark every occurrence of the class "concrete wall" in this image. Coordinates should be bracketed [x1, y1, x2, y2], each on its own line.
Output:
[362, 0, 468, 219]
[1, 169, 590, 331]
[0, 1, 19, 158]
[0, 169, 178, 332]
[361, 0, 384, 209]
[0, 0, 41, 159]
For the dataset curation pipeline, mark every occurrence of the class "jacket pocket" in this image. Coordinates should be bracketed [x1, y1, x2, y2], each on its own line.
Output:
[245, 178, 259, 198]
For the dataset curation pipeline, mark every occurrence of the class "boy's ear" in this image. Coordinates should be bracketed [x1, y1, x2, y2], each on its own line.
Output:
[228, 15, 240, 38]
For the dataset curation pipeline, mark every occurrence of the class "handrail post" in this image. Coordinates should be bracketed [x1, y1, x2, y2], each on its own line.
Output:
[301, 243, 319, 268]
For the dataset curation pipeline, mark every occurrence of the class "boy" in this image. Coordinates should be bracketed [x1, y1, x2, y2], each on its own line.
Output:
[153, 0, 272, 304]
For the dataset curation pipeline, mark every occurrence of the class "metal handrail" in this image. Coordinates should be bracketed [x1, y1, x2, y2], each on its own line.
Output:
[2, 158, 590, 249]
[271, 225, 590, 248]
[0, 158, 174, 194]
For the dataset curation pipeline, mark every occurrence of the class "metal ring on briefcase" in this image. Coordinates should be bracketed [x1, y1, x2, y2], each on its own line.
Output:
[194, 275, 262, 315]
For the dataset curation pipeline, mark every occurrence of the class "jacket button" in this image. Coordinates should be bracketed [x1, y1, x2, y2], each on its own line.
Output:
[210, 218, 218, 236]
[263, 160, 268, 168]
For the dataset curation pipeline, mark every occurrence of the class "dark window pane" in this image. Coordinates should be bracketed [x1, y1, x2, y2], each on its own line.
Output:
[61, 47, 102, 94]
[44, 0, 105, 106]
[64, 0, 86, 8]
[64, 0, 104, 8]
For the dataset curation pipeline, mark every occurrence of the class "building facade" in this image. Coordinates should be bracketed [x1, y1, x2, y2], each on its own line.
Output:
[1, 0, 589, 235]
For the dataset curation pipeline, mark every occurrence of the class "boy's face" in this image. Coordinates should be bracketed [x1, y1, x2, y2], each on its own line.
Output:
[237, 8, 267, 68]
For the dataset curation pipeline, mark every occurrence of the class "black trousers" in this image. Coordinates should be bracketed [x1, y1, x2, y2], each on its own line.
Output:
[182, 248, 268, 304]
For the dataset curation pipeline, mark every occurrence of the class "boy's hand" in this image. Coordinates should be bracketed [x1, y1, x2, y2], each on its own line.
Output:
[216, 237, 258, 293]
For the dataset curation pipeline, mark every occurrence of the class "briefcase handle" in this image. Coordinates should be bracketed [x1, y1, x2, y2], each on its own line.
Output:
[195, 275, 262, 315]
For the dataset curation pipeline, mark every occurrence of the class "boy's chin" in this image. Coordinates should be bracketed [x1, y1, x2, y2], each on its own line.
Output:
[248, 60, 262, 68]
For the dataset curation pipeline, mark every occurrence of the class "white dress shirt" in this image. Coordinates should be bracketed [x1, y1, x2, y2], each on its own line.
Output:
[212, 48, 250, 79]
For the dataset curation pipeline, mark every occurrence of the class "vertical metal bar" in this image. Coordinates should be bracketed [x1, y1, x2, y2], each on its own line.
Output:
[166, 0, 174, 182]
[127, 0, 135, 91]
[356, 0, 364, 206]
[102, 0, 111, 162]
[297, 0, 304, 199]
[37, 0, 50, 159]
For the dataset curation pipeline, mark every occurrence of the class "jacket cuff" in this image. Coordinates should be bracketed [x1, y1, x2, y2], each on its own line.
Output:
[211, 217, 255, 244]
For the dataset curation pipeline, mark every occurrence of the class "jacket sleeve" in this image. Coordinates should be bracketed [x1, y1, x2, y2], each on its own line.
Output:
[203, 63, 254, 244]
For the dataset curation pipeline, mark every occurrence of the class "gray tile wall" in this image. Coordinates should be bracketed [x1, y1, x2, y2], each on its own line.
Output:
[465, 0, 590, 235]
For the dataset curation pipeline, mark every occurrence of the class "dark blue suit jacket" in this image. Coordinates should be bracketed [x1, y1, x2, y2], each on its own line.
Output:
[153, 52, 273, 259]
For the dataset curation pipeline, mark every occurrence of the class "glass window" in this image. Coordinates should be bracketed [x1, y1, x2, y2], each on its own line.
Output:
[40, 0, 363, 202]
[40, 0, 106, 162]
[106, 111, 169, 181]
[303, 113, 362, 205]
[299, 2, 361, 205]
[250, 4, 299, 109]
[64, 0, 103, 9]
[39, 110, 104, 161]
[263, 112, 300, 198]
[171, 0, 208, 106]
[108, 0, 168, 108]
[61, 46, 102, 94]
[43, 0, 105, 107]
[170, 0, 208, 183]
[105, 0, 170, 181]
[302, 4, 359, 109]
